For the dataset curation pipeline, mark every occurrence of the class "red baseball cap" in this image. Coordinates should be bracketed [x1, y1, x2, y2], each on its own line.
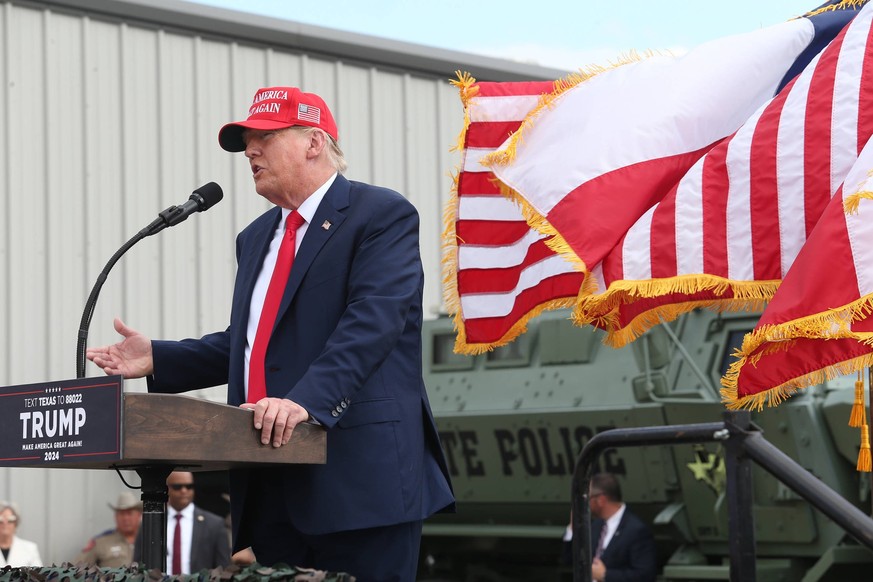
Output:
[218, 86, 338, 152]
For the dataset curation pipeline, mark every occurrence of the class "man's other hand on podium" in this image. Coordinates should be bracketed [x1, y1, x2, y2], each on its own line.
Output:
[240, 397, 309, 448]
[86, 318, 154, 378]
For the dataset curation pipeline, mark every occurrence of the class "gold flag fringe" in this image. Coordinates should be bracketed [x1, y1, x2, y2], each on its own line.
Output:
[441, 170, 462, 346]
[858, 367, 871, 473]
[574, 275, 778, 348]
[724, 352, 873, 411]
[850, 370, 866, 427]
[450, 71, 479, 111]
[451, 297, 580, 356]
[803, 0, 869, 18]
[858, 425, 871, 472]
[862, 367, 873, 472]
[449, 72, 478, 153]
[844, 190, 873, 214]
[721, 291, 873, 411]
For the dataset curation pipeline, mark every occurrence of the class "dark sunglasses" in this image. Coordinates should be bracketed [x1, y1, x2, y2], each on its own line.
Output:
[169, 483, 195, 491]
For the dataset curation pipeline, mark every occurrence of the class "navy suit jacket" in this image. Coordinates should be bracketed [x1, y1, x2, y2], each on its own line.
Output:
[148, 175, 455, 549]
[592, 508, 657, 582]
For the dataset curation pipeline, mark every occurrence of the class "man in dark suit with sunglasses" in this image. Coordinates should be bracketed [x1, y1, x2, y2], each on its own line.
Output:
[135, 471, 230, 574]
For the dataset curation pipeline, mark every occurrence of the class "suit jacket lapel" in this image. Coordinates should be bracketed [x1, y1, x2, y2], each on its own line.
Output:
[602, 512, 628, 560]
[274, 176, 350, 321]
[189, 512, 202, 568]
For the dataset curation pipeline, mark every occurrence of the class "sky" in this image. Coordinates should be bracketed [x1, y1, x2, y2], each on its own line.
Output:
[186, 0, 826, 72]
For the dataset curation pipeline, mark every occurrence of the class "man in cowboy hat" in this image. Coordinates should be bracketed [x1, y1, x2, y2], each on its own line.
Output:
[74, 492, 142, 568]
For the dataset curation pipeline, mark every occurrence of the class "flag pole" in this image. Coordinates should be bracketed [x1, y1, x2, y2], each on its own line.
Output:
[868, 366, 873, 517]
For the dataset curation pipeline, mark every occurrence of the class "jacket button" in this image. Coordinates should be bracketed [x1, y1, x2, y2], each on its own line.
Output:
[331, 410, 339, 417]
[340, 401, 347, 409]
[335, 406, 343, 413]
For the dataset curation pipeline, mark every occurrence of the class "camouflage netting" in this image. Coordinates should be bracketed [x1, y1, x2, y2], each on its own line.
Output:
[0, 563, 355, 582]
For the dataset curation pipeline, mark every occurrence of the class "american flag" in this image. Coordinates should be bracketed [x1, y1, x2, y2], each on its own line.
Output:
[721, 134, 873, 411]
[578, 1, 873, 349]
[444, 75, 584, 354]
[445, 1, 869, 357]
[484, 15, 826, 287]
[297, 103, 321, 124]
[720, 132, 873, 470]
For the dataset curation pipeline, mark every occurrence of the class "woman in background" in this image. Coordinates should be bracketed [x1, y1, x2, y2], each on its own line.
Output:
[0, 501, 42, 567]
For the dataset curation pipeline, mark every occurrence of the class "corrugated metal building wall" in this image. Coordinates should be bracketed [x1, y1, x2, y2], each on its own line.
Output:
[0, 0, 562, 566]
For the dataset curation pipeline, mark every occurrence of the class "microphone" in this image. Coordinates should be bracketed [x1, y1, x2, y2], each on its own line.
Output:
[76, 182, 223, 378]
[140, 182, 224, 236]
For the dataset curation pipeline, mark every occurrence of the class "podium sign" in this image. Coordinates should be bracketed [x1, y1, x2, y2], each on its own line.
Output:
[0, 376, 123, 466]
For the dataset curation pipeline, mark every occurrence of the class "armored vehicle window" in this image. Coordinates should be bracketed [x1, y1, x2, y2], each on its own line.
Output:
[539, 318, 600, 365]
[431, 331, 474, 371]
[484, 336, 530, 368]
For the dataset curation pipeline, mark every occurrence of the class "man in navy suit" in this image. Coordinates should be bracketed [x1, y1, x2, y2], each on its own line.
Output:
[588, 472, 657, 582]
[87, 86, 455, 581]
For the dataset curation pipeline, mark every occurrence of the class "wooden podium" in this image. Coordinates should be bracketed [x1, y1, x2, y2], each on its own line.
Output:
[3, 389, 326, 570]
[122, 393, 326, 570]
[45, 392, 327, 469]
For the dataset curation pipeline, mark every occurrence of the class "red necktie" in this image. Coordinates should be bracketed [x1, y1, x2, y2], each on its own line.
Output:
[172, 513, 182, 574]
[248, 211, 305, 403]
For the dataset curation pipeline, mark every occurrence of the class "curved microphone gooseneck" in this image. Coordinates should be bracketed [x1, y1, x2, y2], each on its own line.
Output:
[75, 182, 223, 378]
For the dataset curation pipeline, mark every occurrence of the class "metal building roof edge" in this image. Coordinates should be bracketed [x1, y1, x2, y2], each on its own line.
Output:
[27, 0, 570, 82]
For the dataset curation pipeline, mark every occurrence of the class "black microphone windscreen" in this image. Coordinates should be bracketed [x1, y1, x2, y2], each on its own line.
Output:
[194, 182, 224, 210]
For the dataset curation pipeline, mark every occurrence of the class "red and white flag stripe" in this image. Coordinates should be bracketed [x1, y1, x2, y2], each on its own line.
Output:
[484, 17, 819, 277]
[446, 78, 584, 353]
[583, 3, 873, 347]
[722, 135, 873, 409]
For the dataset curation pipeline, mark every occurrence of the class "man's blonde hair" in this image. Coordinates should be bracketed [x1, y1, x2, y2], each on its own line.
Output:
[297, 126, 347, 173]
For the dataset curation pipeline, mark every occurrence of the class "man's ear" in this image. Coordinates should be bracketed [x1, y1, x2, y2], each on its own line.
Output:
[307, 129, 327, 158]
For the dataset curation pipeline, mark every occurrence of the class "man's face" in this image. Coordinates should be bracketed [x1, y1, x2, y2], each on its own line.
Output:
[589, 490, 606, 519]
[166, 472, 195, 512]
[115, 508, 142, 537]
[243, 127, 313, 208]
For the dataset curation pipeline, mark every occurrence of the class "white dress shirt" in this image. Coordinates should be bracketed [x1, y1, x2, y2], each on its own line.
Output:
[166, 504, 194, 574]
[244, 173, 337, 400]
[599, 503, 627, 551]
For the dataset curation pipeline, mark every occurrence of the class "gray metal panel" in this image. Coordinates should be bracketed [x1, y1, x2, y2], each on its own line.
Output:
[7, 4, 50, 383]
[0, 3, 9, 383]
[0, 0, 561, 567]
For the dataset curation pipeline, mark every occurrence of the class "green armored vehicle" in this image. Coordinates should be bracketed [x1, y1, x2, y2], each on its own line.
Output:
[418, 307, 872, 581]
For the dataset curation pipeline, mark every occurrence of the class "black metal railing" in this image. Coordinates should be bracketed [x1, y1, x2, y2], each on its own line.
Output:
[570, 410, 873, 582]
